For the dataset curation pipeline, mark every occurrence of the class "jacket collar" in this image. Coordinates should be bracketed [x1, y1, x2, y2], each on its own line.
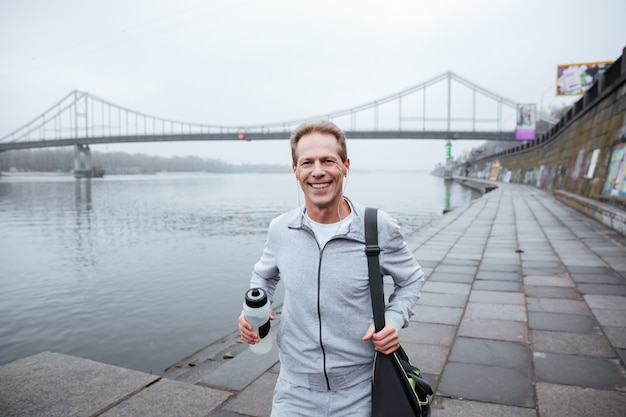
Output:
[287, 196, 366, 241]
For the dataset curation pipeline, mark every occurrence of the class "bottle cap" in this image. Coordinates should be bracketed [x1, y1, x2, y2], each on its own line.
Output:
[245, 288, 267, 308]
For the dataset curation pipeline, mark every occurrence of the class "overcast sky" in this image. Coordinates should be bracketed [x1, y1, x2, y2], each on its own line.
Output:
[1, 0, 625, 170]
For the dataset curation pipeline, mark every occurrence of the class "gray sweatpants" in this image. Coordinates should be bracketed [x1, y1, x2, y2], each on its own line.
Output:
[271, 377, 371, 417]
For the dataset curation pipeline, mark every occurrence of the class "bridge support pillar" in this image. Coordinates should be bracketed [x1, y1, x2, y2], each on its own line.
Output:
[73, 144, 92, 178]
[443, 140, 452, 180]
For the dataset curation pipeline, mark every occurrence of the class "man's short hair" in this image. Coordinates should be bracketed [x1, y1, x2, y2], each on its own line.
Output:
[290, 120, 348, 165]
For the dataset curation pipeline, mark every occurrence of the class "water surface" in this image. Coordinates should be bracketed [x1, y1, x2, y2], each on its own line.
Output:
[0, 171, 476, 373]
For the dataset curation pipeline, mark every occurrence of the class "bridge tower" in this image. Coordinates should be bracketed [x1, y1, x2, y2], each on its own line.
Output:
[73, 144, 92, 178]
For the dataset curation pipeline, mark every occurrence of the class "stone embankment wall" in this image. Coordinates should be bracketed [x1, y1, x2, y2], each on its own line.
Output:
[463, 46, 626, 235]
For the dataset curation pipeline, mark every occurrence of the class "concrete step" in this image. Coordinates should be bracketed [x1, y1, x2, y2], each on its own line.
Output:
[164, 313, 281, 392]
[199, 343, 279, 391]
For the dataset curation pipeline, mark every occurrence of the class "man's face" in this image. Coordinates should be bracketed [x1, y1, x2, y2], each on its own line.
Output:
[292, 132, 350, 213]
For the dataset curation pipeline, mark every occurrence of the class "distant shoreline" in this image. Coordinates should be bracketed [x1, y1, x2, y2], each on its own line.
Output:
[2, 169, 431, 177]
[1, 171, 71, 177]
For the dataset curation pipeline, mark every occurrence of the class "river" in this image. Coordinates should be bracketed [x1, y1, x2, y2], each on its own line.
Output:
[0, 171, 478, 374]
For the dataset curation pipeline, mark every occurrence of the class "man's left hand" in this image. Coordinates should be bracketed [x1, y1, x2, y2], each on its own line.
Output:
[362, 322, 400, 355]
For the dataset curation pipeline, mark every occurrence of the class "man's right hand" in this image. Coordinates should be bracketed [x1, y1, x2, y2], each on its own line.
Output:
[238, 309, 275, 345]
[238, 311, 257, 344]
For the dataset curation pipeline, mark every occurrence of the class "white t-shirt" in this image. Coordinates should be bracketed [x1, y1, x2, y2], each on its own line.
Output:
[306, 202, 355, 248]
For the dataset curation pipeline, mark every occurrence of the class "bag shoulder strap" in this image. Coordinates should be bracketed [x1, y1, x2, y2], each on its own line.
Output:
[365, 207, 385, 332]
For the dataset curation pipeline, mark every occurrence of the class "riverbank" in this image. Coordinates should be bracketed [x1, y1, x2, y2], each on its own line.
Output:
[0, 171, 71, 176]
[2, 181, 625, 417]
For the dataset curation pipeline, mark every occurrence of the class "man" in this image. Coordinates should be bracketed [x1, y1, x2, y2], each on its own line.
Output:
[238, 119, 424, 417]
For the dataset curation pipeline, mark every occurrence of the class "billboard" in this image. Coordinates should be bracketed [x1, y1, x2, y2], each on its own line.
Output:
[515, 104, 536, 140]
[556, 61, 614, 96]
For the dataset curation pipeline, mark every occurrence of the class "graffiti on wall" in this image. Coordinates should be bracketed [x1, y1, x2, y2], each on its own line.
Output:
[602, 144, 626, 198]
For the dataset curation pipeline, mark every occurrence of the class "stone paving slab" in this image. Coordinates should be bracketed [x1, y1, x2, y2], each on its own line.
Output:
[570, 270, 625, 284]
[531, 330, 616, 357]
[458, 318, 529, 343]
[433, 398, 537, 417]
[604, 326, 626, 349]
[584, 294, 626, 310]
[525, 285, 582, 299]
[222, 372, 277, 417]
[439, 257, 481, 267]
[411, 305, 464, 325]
[401, 322, 457, 346]
[478, 262, 522, 273]
[448, 338, 532, 369]
[578, 283, 626, 295]
[524, 274, 574, 287]
[421, 281, 472, 295]
[402, 342, 450, 375]
[427, 271, 474, 283]
[438, 362, 535, 408]
[534, 352, 626, 390]
[433, 264, 478, 274]
[473, 279, 523, 292]
[592, 308, 626, 327]
[470, 290, 525, 304]
[464, 302, 527, 321]
[476, 270, 521, 281]
[527, 297, 591, 314]
[523, 266, 568, 276]
[528, 312, 598, 333]
[535, 382, 626, 417]
[415, 292, 467, 308]
[0, 352, 159, 417]
[100, 378, 231, 417]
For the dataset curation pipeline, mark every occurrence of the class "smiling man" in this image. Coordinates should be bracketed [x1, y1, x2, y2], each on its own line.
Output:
[238, 119, 424, 417]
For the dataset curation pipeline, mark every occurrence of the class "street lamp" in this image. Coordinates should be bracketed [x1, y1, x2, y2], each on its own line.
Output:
[539, 84, 555, 122]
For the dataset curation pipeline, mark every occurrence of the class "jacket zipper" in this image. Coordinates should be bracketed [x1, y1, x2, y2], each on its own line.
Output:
[316, 246, 332, 391]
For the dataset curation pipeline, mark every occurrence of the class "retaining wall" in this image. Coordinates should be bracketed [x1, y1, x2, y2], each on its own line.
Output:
[464, 46, 626, 235]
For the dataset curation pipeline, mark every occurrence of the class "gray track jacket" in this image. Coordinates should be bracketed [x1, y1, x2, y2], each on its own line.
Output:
[250, 198, 424, 391]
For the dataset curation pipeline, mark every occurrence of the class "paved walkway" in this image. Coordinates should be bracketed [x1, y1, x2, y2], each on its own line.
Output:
[1, 182, 625, 416]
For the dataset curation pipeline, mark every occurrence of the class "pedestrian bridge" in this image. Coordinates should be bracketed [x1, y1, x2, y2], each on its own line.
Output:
[0, 71, 539, 153]
[1, 71, 550, 175]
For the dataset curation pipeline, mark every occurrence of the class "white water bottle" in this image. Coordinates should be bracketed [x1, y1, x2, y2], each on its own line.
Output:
[243, 288, 272, 354]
